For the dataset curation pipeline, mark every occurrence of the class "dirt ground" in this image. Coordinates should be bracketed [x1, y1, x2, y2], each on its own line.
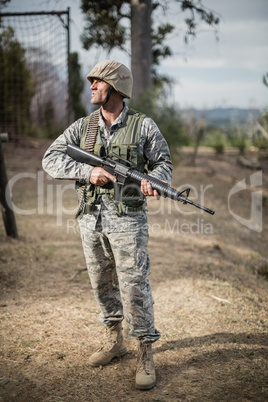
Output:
[0, 140, 268, 402]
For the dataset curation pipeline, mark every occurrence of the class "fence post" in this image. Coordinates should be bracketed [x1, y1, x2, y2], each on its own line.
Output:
[0, 134, 18, 238]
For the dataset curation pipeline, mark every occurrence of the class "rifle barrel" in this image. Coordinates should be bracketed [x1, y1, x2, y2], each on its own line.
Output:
[128, 170, 215, 215]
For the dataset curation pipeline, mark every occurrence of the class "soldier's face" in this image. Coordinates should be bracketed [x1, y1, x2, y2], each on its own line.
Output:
[90, 79, 110, 105]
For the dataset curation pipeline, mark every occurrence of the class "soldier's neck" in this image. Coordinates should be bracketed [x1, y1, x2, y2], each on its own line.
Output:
[101, 98, 124, 129]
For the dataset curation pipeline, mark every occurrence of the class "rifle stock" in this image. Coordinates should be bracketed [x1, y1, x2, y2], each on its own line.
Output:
[67, 144, 215, 215]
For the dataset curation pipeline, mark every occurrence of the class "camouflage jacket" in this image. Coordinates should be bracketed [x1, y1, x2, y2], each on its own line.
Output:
[42, 104, 173, 187]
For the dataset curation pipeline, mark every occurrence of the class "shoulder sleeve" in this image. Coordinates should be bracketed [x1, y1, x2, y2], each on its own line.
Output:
[42, 118, 93, 183]
[140, 117, 173, 184]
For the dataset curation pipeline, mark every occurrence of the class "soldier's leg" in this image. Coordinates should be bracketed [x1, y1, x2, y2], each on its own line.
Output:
[105, 211, 160, 343]
[78, 213, 123, 324]
[78, 213, 127, 366]
[105, 211, 159, 388]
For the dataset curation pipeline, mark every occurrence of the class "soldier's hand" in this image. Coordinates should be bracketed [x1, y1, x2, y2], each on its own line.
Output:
[90, 167, 116, 186]
[141, 179, 161, 200]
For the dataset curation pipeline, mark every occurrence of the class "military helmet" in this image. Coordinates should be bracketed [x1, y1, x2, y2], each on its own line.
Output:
[87, 60, 133, 99]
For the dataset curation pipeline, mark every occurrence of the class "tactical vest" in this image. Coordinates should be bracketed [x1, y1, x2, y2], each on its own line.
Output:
[79, 108, 147, 215]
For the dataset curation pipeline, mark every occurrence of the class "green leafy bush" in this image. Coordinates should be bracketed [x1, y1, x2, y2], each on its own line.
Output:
[229, 134, 249, 154]
[129, 87, 191, 159]
[204, 129, 226, 154]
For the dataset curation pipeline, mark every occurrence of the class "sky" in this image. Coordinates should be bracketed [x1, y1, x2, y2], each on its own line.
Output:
[2, 0, 268, 111]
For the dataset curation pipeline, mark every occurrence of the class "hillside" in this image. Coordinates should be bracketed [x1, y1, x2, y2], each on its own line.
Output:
[181, 107, 264, 128]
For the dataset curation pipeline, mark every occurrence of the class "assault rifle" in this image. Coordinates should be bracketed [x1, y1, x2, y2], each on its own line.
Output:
[67, 144, 215, 215]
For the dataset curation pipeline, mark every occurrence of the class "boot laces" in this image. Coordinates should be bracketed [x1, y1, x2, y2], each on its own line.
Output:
[137, 344, 151, 374]
[101, 325, 118, 352]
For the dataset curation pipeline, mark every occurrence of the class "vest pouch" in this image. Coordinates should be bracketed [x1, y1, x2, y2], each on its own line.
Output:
[120, 144, 145, 204]
[119, 144, 128, 161]
[121, 179, 145, 205]
[129, 145, 138, 166]
[111, 145, 120, 157]
[94, 142, 104, 157]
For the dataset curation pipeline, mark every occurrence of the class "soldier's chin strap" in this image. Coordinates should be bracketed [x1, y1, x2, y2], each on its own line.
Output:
[104, 86, 113, 104]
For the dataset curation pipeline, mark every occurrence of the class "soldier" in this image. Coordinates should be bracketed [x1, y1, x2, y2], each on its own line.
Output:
[42, 60, 173, 390]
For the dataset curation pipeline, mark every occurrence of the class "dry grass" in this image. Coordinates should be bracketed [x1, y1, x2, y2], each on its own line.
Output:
[0, 140, 268, 402]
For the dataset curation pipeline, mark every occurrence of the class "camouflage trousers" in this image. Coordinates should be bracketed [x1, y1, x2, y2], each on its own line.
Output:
[78, 205, 160, 343]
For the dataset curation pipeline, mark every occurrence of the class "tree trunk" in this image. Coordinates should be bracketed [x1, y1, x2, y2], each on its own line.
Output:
[0, 135, 18, 238]
[131, 0, 152, 101]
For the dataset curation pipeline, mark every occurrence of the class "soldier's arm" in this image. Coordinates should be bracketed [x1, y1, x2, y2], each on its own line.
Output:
[42, 118, 93, 184]
[139, 117, 173, 198]
[141, 118, 173, 183]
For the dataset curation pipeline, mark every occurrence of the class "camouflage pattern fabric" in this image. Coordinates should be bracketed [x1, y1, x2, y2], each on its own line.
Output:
[78, 204, 160, 343]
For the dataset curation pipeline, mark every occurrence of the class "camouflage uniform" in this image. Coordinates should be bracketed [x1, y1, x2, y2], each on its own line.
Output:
[42, 104, 173, 344]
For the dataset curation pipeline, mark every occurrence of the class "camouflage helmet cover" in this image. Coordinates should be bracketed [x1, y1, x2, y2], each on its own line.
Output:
[87, 60, 133, 99]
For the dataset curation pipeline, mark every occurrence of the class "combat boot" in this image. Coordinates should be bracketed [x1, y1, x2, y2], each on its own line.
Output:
[135, 341, 156, 390]
[88, 322, 127, 367]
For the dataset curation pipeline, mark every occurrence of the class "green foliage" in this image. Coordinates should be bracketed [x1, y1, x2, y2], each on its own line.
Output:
[228, 133, 249, 154]
[179, 0, 220, 43]
[252, 132, 268, 150]
[24, 100, 65, 139]
[80, 0, 129, 52]
[152, 23, 174, 67]
[0, 0, 11, 8]
[69, 52, 87, 120]
[25, 121, 66, 140]
[129, 86, 190, 161]
[0, 27, 35, 136]
[151, 23, 174, 86]
[257, 111, 268, 141]
[204, 129, 226, 154]
[44, 100, 55, 133]
[80, 0, 220, 87]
